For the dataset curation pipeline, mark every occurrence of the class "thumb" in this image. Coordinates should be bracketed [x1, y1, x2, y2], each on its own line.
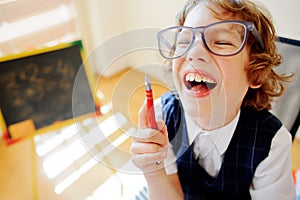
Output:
[156, 120, 168, 136]
[156, 120, 169, 148]
[138, 101, 150, 128]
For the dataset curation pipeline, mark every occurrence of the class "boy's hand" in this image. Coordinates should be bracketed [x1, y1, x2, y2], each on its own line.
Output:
[130, 102, 169, 174]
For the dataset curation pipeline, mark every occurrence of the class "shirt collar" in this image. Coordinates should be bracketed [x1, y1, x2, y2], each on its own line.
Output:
[185, 110, 240, 155]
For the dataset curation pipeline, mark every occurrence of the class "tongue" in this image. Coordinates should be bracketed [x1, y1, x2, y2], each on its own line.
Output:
[191, 84, 209, 92]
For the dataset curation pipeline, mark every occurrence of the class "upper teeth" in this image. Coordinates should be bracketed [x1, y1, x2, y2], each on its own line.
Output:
[185, 73, 215, 83]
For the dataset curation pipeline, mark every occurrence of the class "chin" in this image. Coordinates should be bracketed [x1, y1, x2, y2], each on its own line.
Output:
[180, 94, 213, 116]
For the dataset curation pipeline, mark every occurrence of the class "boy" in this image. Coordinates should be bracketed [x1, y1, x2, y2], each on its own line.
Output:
[131, 0, 296, 199]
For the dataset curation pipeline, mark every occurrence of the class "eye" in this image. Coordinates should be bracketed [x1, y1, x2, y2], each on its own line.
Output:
[176, 39, 190, 46]
[207, 31, 241, 48]
[176, 30, 192, 45]
[176, 35, 191, 45]
[214, 40, 234, 46]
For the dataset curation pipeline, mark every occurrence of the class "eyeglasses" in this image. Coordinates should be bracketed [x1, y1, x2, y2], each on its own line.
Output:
[157, 20, 264, 59]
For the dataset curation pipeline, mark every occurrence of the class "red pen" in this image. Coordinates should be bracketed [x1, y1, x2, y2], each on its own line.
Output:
[145, 75, 157, 129]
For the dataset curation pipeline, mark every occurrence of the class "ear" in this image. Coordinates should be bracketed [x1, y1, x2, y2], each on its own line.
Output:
[249, 84, 262, 89]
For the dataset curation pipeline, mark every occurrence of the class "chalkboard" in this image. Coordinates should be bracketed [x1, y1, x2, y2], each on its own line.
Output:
[0, 41, 95, 129]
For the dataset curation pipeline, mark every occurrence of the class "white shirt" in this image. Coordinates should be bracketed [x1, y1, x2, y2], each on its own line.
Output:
[154, 99, 296, 200]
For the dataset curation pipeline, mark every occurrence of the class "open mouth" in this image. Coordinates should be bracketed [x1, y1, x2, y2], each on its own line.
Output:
[184, 73, 217, 92]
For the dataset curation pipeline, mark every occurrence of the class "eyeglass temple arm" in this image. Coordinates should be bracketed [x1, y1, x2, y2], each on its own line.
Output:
[249, 24, 264, 50]
[158, 35, 174, 50]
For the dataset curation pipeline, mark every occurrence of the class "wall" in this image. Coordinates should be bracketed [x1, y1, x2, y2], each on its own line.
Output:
[123, 0, 186, 29]
[73, 0, 125, 53]
[260, 0, 300, 40]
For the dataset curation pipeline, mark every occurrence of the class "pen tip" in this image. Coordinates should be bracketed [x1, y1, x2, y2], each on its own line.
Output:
[145, 75, 149, 84]
[145, 75, 151, 89]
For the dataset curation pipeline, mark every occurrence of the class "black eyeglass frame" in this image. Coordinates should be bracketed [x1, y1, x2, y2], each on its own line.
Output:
[157, 20, 264, 59]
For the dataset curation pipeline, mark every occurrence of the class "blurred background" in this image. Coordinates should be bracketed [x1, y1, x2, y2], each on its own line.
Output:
[0, 0, 299, 199]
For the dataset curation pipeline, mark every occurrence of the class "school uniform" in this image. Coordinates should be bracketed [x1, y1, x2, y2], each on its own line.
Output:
[155, 92, 295, 200]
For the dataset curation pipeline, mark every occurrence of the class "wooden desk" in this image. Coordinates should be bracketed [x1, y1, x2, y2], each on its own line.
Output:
[0, 68, 165, 199]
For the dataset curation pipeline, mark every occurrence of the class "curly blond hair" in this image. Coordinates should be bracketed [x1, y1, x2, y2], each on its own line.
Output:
[174, 0, 293, 111]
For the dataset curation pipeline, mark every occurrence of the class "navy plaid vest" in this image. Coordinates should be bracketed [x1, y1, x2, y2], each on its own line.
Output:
[161, 92, 282, 200]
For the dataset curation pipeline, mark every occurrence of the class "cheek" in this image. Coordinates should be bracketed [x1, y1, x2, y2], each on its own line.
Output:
[225, 71, 250, 103]
[172, 58, 185, 73]
[225, 67, 248, 84]
[172, 58, 185, 84]
[172, 57, 186, 69]
[172, 58, 184, 77]
[219, 54, 249, 82]
[226, 72, 249, 94]
[218, 59, 250, 93]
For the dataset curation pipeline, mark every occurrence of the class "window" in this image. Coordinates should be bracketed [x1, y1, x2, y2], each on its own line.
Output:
[0, 0, 79, 56]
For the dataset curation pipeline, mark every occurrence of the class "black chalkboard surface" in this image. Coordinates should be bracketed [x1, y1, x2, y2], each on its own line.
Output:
[0, 41, 95, 129]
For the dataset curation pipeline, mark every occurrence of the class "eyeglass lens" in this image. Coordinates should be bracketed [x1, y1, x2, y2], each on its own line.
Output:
[159, 22, 247, 58]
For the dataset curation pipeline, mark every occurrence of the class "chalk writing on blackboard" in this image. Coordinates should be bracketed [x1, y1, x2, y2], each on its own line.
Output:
[0, 43, 95, 129]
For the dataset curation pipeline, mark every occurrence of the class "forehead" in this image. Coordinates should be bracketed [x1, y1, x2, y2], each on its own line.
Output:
[184, 3, 237, 27]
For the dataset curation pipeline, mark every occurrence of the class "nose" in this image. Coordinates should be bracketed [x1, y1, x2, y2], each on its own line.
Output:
[186, 35, 211, 62]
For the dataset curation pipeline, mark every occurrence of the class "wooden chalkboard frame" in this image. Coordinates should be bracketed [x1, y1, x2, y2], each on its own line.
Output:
[0, 40, 96, 133]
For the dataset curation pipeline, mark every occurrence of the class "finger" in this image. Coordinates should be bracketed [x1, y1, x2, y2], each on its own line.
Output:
[131, 127, 154, 139]
[156, 121, 168, 136]
[132, 128, 168, 147]
[131, 151, 167, 166]
[156, 120, 169, 148]
[130, 141, 165, 154]
[138, 101, 150, 128]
